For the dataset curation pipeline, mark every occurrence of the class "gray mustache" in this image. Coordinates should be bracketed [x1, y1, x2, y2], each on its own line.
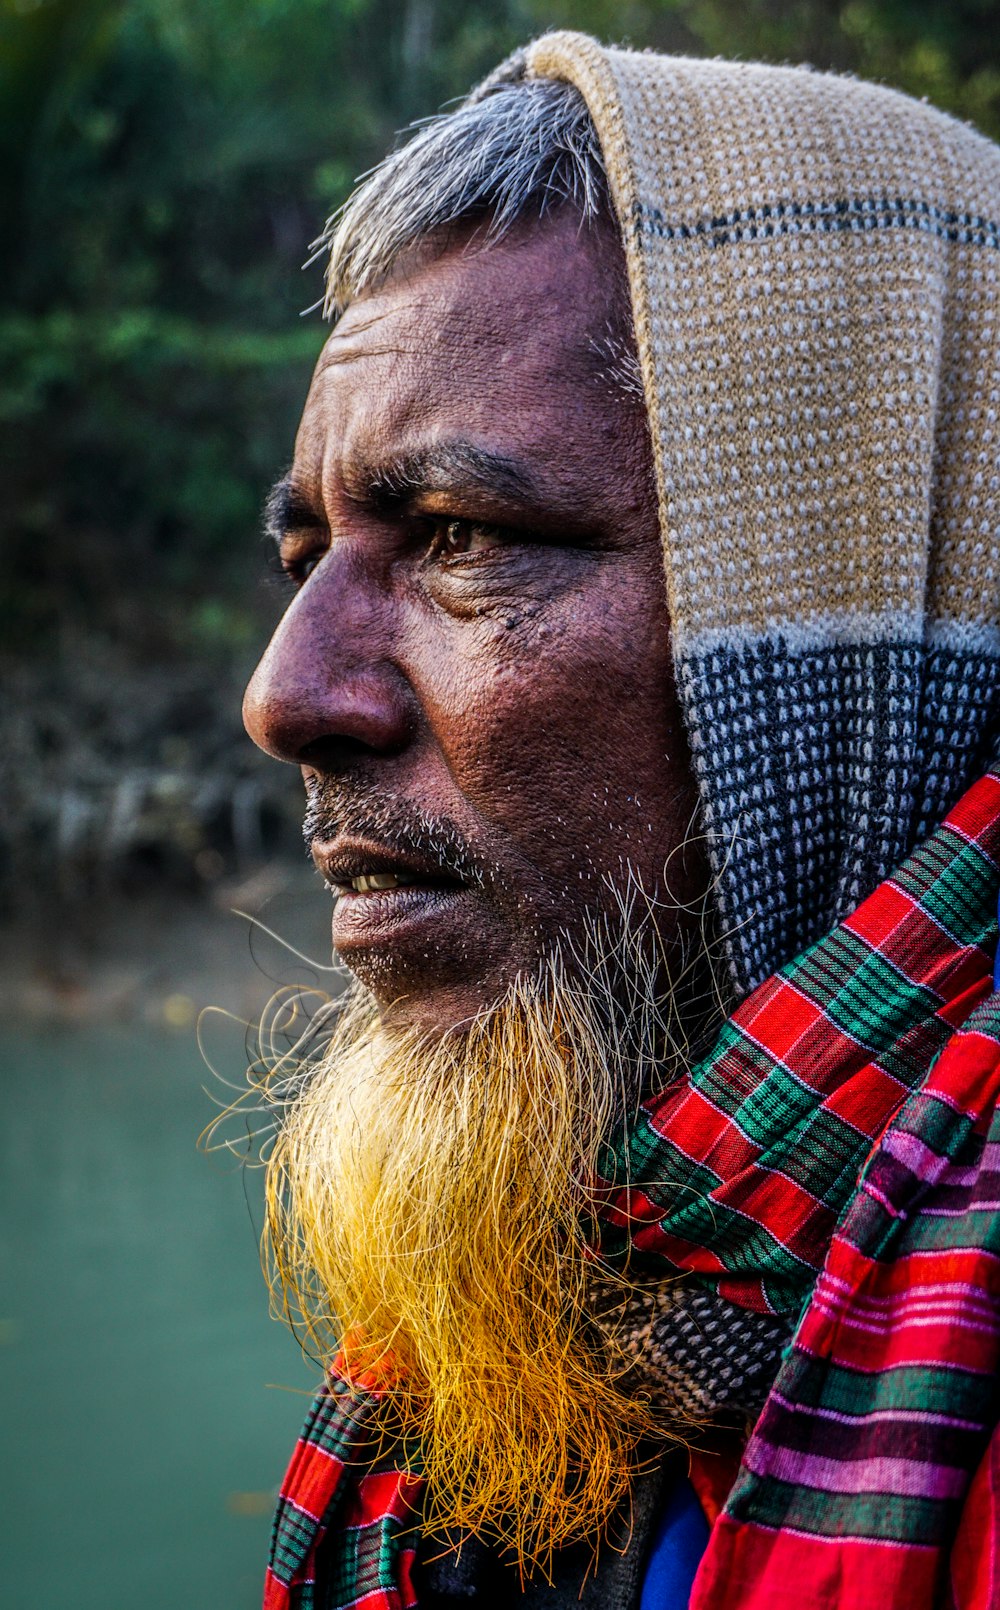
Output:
[301, 781, 484, 888]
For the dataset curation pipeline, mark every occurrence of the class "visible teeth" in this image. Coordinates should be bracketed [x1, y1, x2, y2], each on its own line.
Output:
[350, 872, 415, 893]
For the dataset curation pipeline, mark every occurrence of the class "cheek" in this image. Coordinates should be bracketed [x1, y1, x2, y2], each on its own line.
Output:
[409, 573, 685, 885]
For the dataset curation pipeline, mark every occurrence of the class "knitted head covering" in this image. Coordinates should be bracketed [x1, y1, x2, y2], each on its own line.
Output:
[484, 36, 1000, 996]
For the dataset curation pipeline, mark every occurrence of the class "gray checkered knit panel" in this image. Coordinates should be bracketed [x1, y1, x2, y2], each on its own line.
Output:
[526, 37, 1000, 995]
[681, 640, 1000, 991]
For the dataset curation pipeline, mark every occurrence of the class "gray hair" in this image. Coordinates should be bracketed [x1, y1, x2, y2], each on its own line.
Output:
[320, 70, 612, 321]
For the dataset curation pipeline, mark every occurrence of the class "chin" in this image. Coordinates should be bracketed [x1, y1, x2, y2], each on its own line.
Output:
[331, 880, 581, 1032]
[341, 946, 541, 1035]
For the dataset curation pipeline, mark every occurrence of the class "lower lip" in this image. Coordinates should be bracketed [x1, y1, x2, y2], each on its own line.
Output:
[331, 885, 467, 954]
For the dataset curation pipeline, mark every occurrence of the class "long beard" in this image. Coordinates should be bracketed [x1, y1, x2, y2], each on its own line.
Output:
[262, 907, 717, 1570]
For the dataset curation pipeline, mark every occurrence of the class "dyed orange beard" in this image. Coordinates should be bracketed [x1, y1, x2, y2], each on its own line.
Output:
[264, 954, 681, 1572]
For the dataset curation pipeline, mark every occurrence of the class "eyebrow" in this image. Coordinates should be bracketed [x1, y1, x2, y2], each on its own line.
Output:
[264, 477, 325, 547]
[364, 442, 539, 510]
[264, 441, 541, 545]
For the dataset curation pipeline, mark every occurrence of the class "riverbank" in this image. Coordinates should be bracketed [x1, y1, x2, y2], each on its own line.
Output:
[0, 859, 336, 1027]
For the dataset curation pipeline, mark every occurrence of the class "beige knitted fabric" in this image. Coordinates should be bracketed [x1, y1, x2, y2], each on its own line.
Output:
[585, 1269, 790, 1424]
[516, 36, 1000, 990]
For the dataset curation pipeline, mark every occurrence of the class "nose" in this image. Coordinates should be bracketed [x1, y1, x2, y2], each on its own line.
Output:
[242, 546, 413, 767]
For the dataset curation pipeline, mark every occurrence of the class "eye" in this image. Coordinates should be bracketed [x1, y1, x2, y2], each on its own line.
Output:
[275, 542, 327, 587]
[427, 518, 513, 560]
[297, 552, 324, 581]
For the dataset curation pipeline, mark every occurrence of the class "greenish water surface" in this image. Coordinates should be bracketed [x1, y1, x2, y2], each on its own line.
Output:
[0, 1024, 315, 1609]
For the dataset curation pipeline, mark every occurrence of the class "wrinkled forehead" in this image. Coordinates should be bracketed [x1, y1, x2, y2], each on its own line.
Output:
[295, 210, 636, 455]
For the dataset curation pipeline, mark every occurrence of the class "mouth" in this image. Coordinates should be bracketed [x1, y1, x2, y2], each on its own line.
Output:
[312, 838, 474, 961]
[315, 840, 467, 897]
[342, 870, 429, 894]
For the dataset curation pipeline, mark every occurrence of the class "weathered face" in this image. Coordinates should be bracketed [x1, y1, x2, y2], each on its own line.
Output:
[243, 209, 699, 1030]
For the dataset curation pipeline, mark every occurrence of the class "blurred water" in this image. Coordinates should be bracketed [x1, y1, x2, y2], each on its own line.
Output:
[0, 1023, 315, 1609]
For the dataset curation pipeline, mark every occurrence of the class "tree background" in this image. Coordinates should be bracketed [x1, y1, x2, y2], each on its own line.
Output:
[4, 0, 1000, 914]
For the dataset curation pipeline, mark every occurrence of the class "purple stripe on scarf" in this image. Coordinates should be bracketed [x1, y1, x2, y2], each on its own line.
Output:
[809, 1302, 998, 1342]
[881, 1127, 979, 1186]
[767, 1393, 982, 1432]
[817, 1272, 998, 1316]
[744, 1435, 968, 1498]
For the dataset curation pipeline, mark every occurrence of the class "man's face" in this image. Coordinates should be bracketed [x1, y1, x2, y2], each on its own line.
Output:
[243, 208, 698, 1031]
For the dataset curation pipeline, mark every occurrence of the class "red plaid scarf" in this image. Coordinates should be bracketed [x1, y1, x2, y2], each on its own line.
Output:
[265, 769, 1000, 1610]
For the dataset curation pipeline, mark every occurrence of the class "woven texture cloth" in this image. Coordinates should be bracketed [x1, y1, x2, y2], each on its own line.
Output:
[520, 34, 1000, 997]
[585, 1273, 791, 1422]
[264, 768, 1000, 1610]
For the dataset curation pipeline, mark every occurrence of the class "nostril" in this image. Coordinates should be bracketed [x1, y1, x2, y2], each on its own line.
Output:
[299, 733, 381, 769]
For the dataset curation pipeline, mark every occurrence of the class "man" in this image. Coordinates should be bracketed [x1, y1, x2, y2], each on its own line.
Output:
[242, 32, 1000, 1609]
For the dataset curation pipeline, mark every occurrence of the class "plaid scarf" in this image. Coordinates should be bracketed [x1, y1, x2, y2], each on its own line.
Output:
[264, 769, 1000, 1610]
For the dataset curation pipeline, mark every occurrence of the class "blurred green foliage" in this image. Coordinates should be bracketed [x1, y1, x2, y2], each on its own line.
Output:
[3, 0, 1000, 662]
